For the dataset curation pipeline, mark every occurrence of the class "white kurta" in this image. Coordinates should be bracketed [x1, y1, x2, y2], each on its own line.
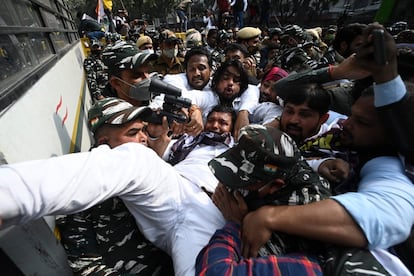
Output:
[0, 143, 226, 276]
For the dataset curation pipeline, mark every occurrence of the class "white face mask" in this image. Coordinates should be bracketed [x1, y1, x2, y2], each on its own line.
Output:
[162, 48, 178, 59]
[140, 49, 154, 55]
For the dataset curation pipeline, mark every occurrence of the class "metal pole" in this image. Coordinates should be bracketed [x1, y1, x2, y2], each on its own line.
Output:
[120, 0, 126, 10]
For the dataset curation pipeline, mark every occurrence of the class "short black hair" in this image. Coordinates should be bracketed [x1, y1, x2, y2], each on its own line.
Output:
[184, 47, 212, 69]
[332, 23, 367, 51]
[207, 104, 237, 129]
[281, 83, 331, 116]
[207, 28, 218, 38]
[224, 43, 249, 58]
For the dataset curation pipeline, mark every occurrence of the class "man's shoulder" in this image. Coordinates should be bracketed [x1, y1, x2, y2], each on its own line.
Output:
[163, 72, 187, 82]
[362, 156, 403, 173]
[360, 156, 413, 186]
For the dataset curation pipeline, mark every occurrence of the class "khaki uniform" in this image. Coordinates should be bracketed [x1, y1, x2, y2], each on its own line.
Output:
[148, 56, 185, 76]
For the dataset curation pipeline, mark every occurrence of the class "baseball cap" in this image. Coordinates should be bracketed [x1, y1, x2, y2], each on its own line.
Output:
[209, 125, 301, 189]
[102, 40, 157, 75]
[88, 97, 153, 133]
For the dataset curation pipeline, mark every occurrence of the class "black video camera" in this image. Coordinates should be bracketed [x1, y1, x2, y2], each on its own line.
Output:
[147, 77, 192, 124]
[125, 75, 192, 124]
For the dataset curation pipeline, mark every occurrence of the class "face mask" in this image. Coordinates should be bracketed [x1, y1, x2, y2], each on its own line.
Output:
[163, 48, 178, 59]
[115, 76, 152, 101]
[325, 34, 335, 41]
[141, 49, 154, 55]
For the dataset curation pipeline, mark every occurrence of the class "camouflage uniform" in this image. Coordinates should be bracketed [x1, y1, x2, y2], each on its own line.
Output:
[57, 197, 174, 276]
[210, 48, 224, 72]
[84, 53, 108, 101]
[209, 125, 391, 276]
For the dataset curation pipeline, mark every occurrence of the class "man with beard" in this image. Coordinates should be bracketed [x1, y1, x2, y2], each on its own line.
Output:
[237, 25, 414, 272]
[319, 23, 367, 67]
[197, 125, 410, 275]
[266, 82, 332, 146]
[164, 50, 260, 136]
[148, 30, 185, 76]
[236, 27, 261, 68]
[162, 48, 259, 138]
[224, 43, 260, 84]
[210, 59, 259, 138]
[161, 47, 217, 122]
[57, 98, 174, 276]
[249, 66, 288, 125]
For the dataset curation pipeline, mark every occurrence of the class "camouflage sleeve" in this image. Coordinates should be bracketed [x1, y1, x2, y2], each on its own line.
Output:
[83, 58, 104, 100]
[274, 67, 333, 100]
[56, 212, 120, 276]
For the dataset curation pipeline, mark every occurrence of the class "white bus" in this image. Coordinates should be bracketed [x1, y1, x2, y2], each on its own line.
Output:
[0, 0, 93, 164]
[0, 0, 93, 274]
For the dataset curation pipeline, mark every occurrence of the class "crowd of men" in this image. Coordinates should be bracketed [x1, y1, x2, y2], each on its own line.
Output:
[1, 8, 414, 276]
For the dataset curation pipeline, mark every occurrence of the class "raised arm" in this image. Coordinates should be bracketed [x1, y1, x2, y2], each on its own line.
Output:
[241, 156, 414, 257]
[241, 199, 365, 258]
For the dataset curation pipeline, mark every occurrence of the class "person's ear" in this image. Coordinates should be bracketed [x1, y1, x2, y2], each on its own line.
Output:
[96, 135, 109, 146]
[109, 76, 122, 92]
[320, 112, 330, 125]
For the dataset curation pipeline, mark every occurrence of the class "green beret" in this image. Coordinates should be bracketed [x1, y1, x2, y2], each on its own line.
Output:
[237, 27, 261, 40]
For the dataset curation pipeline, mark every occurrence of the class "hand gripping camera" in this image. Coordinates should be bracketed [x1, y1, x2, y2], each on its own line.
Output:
[128, 75, 192, 124]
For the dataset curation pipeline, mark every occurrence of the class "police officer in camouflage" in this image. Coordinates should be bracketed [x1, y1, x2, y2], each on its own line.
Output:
[84, 40, 107, 101]
[57, 98, 174, 276]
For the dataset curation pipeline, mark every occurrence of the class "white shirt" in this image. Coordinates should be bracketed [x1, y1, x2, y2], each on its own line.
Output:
[172, 138, 234, 192]
[0, 143, 226, 276]
[161, 73, 217, 121]
[162, 73, 260, 120]
[203, 16, 215, 31]
[249, 102, 283, 125]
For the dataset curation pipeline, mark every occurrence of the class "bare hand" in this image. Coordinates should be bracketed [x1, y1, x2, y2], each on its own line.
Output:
[243, 57, 257, 78]
[318, 158, 350, 183]
[212, 183, 248, 224]
[233, 110, 250, 140]
[330, 54, 371, 81]
[241, 206, 274, 258]
[354, 23, 398, 83]
[146, 116, 171, 157]
[331, 23, 397, 84]
[183, 108, 203, 136]
[264, 118, 281, 129]
[146, 116, 169, 139]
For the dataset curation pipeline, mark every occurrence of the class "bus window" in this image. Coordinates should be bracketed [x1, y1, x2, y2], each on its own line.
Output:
[0, 0, 78, 110]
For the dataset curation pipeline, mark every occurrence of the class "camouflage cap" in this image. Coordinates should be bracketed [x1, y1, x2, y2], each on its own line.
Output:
[102, 40, 157, 75]
[88, 97, 153, 133]
[209, 125, 301, 189]
[218, 30, 232, 41]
